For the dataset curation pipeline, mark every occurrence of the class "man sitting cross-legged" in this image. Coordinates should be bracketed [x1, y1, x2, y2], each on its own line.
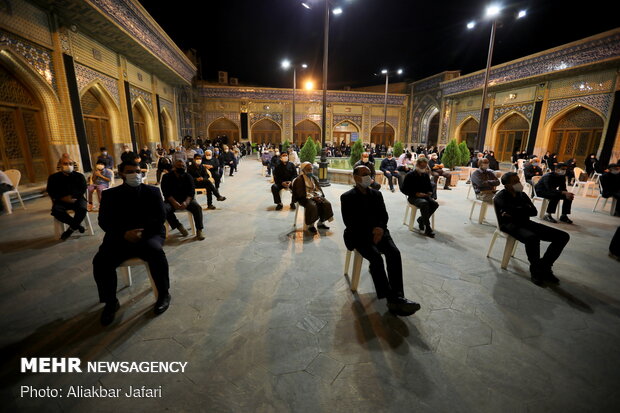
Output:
[188, 154, 226, 210]
[47, 156, 88, 240]
[471, 158, 500, 202]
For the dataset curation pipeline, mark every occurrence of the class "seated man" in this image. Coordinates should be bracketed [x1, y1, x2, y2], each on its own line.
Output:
[494, 172, 570, 285]
[0, 169, 14, 213]
[288, 147, 301, 167]
[221, 145, 236, 176]
[380, 152, 399, 192]
[47, 157, 88, 240]
[271, 151, 298, 210]
[524, 157, 544, 185]
[96, 147, 114, 170]
[340, 165, 421, 316]
[56, 153, 79, 172]
[401, 158, 438, 238]
[120, 144, 136, 164]
[156, 153, 172, 185]
[87, 160, 113, 211]
[139, 145, 152, 165]
[187, 154, 226, 210]
[353, 152, 381, 190]
[469, 151, 484, 168]
[269, 149, 280, 177]
[261, 149, 273, 176]
[292, 162, 334, 233]
[429, 153, 451, 191]
[202, 149, 222, 189]
[470, 158, 500, 202]
[534, 163, 575, 224]
[161, 160, 205, 240]
[93, 160, 171, 326]
[600, 163, 620, 216]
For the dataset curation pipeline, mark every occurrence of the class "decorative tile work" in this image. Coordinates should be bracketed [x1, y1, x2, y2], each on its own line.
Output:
[250, 112, 282, 125]
[91, 0, 195, 83]
[159, 97, 173, 114]
[548, 70, 615, 99]
[205, 111, 240, 127]
[442, 32, 620, 96]
[455, 110, 480, 126]
[545, 93, 612, 123]
[412, 75, 443, 93]
[420, 107, 439, 144]
[440, 101, 452, 144]
[362, 105, 371, 139]
[75, 63, 120, 107]
[371, 116, 399, 128]
[283, 103, 292, 139]
[333, 115, 362, 126]
[0, 29, 56, 92]
[493, 103, 534, 123]
[295, 113, 321, 124]
[129, 84, 153, 109]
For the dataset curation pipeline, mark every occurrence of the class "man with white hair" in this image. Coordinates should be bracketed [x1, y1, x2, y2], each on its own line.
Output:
[291, 162, 334, 233]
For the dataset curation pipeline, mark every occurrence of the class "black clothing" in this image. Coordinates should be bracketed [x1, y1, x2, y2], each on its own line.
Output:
[486, 155, 499, 171]
[401, 171, 438, 227]
[471, 169, 500, 194]
[535, 172, 572, 215]
[379, 158, 397, 173]
[222, 151, 236, 175]
[139, 149, 152, 164]
[47, 171, 88, 231]
[600, 172, 620, 215]
[202, 157, 222, 188]
[353, 160, 381, 190]
[524, 164, 543, 182]
[584, 157, 599, 175]
[161, 171, 195, 204]
[121, 150, 136, 163]
[96, 154, 114, 169]
[187, 163, 222, 206]
[271, 162, 298, 205]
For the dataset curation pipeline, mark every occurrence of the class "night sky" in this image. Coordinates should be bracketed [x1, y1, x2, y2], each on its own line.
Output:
[139, 0, 619, 89]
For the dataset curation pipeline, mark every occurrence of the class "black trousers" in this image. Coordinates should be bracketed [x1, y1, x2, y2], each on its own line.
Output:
[537, 190, 572, 215]
[408, 197, 439, 227]
[51, 199, 87, 230]
[432, 170, 450, 189]
[164, 200, 204, 230]
[383, 171, 400, 190]
[271, 184, 293, 205]
[605, 191, 620, 216]
[93, 236, 169, 304]
[0, 183, 13, 211]
[195, 180, 221, 206]
[353, 231, 403, 300]
[298, 198, 333, 225]
[502, 221, 569, 269]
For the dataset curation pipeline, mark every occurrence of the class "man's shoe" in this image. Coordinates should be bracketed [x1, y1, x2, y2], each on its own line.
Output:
[196, 229, 205, 241]
[100, 299, 120, 326]
[60, 228, 74, 241]
[154, 294, 171, 315]
[317, 223, 330, 230]
[530, 274, 545, 286]
[217, 196, 226, 202]
[275, 203, 283, 211]
[207, 205, 216, 210]
[308, 226, 318, 234]
[387, 297, 421, 317]
[559, 215, 573, 224]
[543, 268, 560, 284]
[290, 203, 296, 210]
[78, 225, 86, 233]
[543, 214, 558, 223]
[391, 188, 395, 193]
[444, 187, 452, 190]
[424, 229, 435, 238]
[417, 216, 425, 231]
[177, 224, 189, 237]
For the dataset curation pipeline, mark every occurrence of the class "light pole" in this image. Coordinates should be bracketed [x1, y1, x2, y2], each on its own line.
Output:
[281, 60, 307, 145]
[380, 68, 403, 147]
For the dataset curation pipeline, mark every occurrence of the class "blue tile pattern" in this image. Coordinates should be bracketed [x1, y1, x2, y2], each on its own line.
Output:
[0, 29, 56, 92]
[333, 115, 362, 127]
[75, 62, 120, 107]
[129, 84, 153, 110]
[250, 112, 283, 126]
[493, 103, 534, 123]
[545, 93, 613, 123]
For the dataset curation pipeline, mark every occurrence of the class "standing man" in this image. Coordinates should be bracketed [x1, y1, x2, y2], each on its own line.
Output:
[401, 158, 438, 238]
[188, 154, 226, 210]
[161, 160, 205, 240]
[380, 152, 399, 192]
[271, 151, 298, 210]
[341, 165, 421, 316]
[93, 160, 171, 326]
[534, 163, 575, 224]
[47, 157, 88, 240]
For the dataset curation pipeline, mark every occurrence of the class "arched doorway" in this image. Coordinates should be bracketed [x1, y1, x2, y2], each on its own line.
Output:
[160, 111, 169, 145]
[252, 119, 281, 145]
[295, 119, 320, 146]
[332, 121, 359, 145]
[370, 122, 395, 147]
[427, 112, 439, 147]
[132, 103, 148, 149]
[208, 118, 239, 142]
[81, 88, 113, 164]
[495, 114, 529, 162]
[458, 118, 479, 151]
[0, 62, 50, 183]
[549, 107, 603, 165]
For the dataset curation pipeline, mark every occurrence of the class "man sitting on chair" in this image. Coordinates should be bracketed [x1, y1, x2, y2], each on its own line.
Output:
[202, 150, 222, 189]
[161, 160, 205, 241]
[534, 163, 575, 224]
[353, 152, 381, 190]
[523, 157, 543, 185]
[340, 165, 421, 316]
[380, 152, 399, 192]
[401, 157, 438, 238]
[272, 151, 298, 210]
[494, 172, 570, 286]
[47, 157, 88, 240]
[600, 163, 620, 216]
[0, 169, 14, 213]
[429, 153, 452, 191]
[292, 162, 334, 234]
[471, 158, 500, 202]
[188, 154, 226, 210]
[93, 160, 171, 326]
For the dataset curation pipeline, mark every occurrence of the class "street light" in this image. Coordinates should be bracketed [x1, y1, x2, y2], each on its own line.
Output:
[378, 68, 403, 147]
[281, 60, 307, 145]
[304, 80, 315, 90]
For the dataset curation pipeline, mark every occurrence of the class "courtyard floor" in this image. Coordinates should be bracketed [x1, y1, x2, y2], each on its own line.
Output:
[1, 158, 619, 413]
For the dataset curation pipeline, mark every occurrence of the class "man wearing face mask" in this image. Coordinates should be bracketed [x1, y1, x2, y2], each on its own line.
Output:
[188, 154, 226, 210]
[470, 158, 500, 202]
[87, 160, 113, 211]
[161, 160, 205, 240]
[96, 147, 114, 170]
[202, 149, 222, 189]
[380, 152, 399, 192]
[429, 153, 452, 191]
[534, 163, 575, 224]
[600, 163, 620, 216]
[292, 162, 334, 233]
[353, 152, 381, 190]
[47, 157, 88, 240]
[120, 144, 136, 164]
[494, 172, 570, 285]
[271, 151, 298, 210]
[221, 145, 236, 176]
[93, 160, 171, 325]
[340, 165, 421, 316]
[401, 158, 438, 238]
[524, 157, 544, 185]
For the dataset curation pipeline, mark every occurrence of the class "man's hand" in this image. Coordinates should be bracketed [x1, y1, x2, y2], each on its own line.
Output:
[205, 164, 213, 169]
[416, 192, 428, 198]
[173, 200, 184, 210]
[60, 195, 76, 203]
[124, 228, 144, 243]
[561, 191, 575, 200]
[197, 177, 204, 181]
[372, 227, 384, 244]
[282, 181, 290, 188]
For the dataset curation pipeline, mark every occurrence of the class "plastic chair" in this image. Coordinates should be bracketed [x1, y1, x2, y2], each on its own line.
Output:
[487, 206, 519, 269]
[165, 210, 197, 236]
[292, 202, 308, 231]
[382, 173, 398, 190]
[571, 167, 595, 196]
[531, 182, 561, 220]
[343, 249, 364, 292]
[469, 198, 490, 225]
[118, 258, 159, 299]
[403, 202, 435, 232]
[466, 168, 476, 199]
[592, 181, 617, 215]
[53, 212, 95, 238]
[1, 169, 26, 214]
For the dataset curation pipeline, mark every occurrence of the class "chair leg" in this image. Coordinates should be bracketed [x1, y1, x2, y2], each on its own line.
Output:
[403, 204, 410, 225]
[189, 213, 196, 235]
[467, 185, 472, 199]
[611, 198, 617, 217]
[486, 231, 498, 257]
[511, 239, 518, 257]
[119, 266, 132, 287]
[350, 250, 363, 292]
[408, 206, 416, 232]
[501, 237, 517, 269]
[344, 250, 352, 276]
[293, 205, 299, 229]
[431, 213, 435, 230]
[593, 196, 600, 212]
[144, 265, 159, 300]
[85, 213, 95, 235]
[469, 201, 476, 220]
[539, 200, 548, 219]
[479, 202, 488, 225]
[2, 193, 12, 214]
[17, 192, 25, 210]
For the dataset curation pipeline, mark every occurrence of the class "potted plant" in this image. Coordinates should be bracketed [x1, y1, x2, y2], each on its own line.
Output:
[299, 136, 318, 164]
[349, 140, 364, 168]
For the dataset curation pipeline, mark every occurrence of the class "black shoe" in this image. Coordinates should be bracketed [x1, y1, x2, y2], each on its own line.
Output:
[275, 203, 283, 211]
[543, 268, 560, 284]
[530, 274, 545, 286]
[100, 299, 120, 326]
[317, 223, 330, 230]
[60, 228, 74, 241]
[543, 214, 558, 223]
[424, 229, 435, 238]
[417, 217, 425, 231]
[154, 293, 171, 315]
[308, 226, 317, 234]
[559, 215, 573, 224]
[207, 205, 216, 210]
[391, 188, 395, 193]
[290, 203, 296, 210]
[217, 196, 226, 202]
[444, 186, 452, 190]
[387, 297, 421, 317]
[78, 225, 86, 233]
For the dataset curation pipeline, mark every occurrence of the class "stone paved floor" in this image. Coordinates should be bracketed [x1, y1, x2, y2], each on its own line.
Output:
[1, 159, 619, 413]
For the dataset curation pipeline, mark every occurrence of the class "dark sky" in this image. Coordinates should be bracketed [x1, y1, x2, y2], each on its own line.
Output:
[139, 0, 619, 89]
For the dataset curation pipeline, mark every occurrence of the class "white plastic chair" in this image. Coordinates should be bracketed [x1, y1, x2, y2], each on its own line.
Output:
[53, 212, 95, 238]
[531, 180, 561, 220]
[571, 167, 595, 197]
[165, 210, 197, 236]
[487, 206, 519, 269]
[343, 249, 364, 292]
[466, 168, 476, 199]
[1, 169, 26, 214]
[292, 202, 308, 231]
[592, 181, 617, 215]
[118, 258, 159, 299]
[469, 198, 490, 225]
[403, 202, 435, 232]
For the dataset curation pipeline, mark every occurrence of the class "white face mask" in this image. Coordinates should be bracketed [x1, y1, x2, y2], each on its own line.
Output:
[205, 156, 212, 160]
[194, 159, 202, 165]
[611, 170, 620, 175]
[361, 158, 369, 163]
[124, 172, 142, 187]
[62, 165, 74, 173]
[480, 165, 488, 170]
[416, 167, 426, 174]
[102, 151, 107, 156]
[96, 165, 104, 171]
[512, 183, 524, 193]
[358, 175, 372, 188]
[556, 170, 567, 176]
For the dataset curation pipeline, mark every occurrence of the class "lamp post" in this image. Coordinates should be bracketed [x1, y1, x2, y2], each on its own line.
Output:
[281, 60, 307, 144]
[379, 68, 403, 147]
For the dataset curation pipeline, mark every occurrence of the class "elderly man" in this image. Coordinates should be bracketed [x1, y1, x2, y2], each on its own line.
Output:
[161, 160, 205, 240]
[188, 154, 226, 210]
[534, 163, 575, 224]
[47, 157, 88, 240]
[471, 158, 500, 202]
[353, 152, 381, 190]
[272, 151, 298, 210]
[202, 149, 222, 188]
[341, 165, 421, 316]
[120, 144, 136, 164]
[494, 172, 570, 285]
[429, 153, 452, 191]
[524, 157, 544, 185]
[93, 160, 171, 325]
[401, 157, 438, 238]
[292, 162, 334, 233]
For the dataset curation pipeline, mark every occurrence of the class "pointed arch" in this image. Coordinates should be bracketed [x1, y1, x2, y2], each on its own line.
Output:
[419, 106, 440, 145]
[489, 112, 531, 162]
[370, 122, 395, 147]
[251, 118, 281, 145]
[80, 82, 123, 162]
[332, 119, 360, 146]
[207, 117, 239, 141]
[132, 97, 155, 150]
[333, 119, 361, 131]
[453, 116, 479, 147]
[160, 107, 175, 146]
[294, 119, 321, 145]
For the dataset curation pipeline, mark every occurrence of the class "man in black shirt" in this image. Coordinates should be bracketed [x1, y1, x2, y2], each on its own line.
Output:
[202, 149, 222, 188]
[120, 144, 136, 164]
[93, 160, 171, 325]
[221, 145, 236, 176]
[534, 163, 575, 223]
[188, 154, 226, 210]
[47, 157, 88, 240]
[161, 160, 205, 240]
[353, 152, 381, 190]
[523, 157, 543, 184]
[401, 158, 438, 238]
[96, 147, 114, 170]
[340, 165, 421, 317]
[271, 152, 298, 210]
[600, 163, 620, 216]
[429, 153, 451, 190]
[380, 153, 399, 192]
[494, 172, 570, 285]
